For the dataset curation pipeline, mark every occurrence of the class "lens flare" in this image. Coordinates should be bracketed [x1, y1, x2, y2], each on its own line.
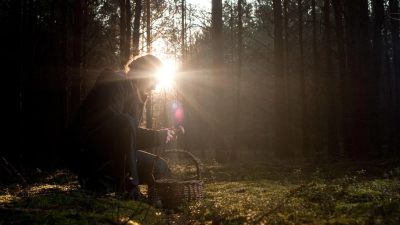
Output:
[156, 59, 176, 91]
[172, 102, 178, 110]
[174, 108, 184, 123]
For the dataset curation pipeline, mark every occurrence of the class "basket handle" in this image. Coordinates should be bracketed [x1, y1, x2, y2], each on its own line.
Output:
[149, 149, 201, 183]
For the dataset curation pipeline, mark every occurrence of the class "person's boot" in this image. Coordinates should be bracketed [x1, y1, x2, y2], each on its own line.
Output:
[115, 177, 147, 202]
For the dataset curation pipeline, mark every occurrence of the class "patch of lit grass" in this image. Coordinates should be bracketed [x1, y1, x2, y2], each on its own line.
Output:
[1, 158, 399, 224]
[0, 170, 166, 225]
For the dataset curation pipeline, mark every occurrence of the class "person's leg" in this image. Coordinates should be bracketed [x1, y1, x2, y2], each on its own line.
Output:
[136, 150, 169, 185]
[82, 114, 139, 194]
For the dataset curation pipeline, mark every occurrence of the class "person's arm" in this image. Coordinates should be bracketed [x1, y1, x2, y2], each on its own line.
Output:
[135, 128, 164, 150]
[135, 126, 183, 150]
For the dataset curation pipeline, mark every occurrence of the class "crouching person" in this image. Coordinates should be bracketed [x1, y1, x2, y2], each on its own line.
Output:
[63, 54, 181, 201]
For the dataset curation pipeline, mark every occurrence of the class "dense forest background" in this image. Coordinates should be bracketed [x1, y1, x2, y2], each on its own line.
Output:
[1, 0, 399, 172]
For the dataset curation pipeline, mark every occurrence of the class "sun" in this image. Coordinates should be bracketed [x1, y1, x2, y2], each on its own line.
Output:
[156, 59, 176, 91]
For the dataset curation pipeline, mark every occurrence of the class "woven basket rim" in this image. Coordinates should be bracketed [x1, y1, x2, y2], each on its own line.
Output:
[154, 178, 204, 184]
[149, 149, 202, 183]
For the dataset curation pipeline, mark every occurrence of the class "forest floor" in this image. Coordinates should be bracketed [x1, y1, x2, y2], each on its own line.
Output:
[1, 152, 400, 225]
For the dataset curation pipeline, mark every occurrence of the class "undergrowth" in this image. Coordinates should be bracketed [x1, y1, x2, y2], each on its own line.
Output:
[1, 154, 399, 224]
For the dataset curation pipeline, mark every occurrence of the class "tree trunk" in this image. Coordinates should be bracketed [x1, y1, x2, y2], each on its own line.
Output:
[182, 0, 186, 63]
[345, 0, 367, 159]
[133, 0, 142, 57]
[71, 0, 83, 119]
[180, 0, 191, 151]
[360, 0, 373, 157]
[390, 0, 400, 156]
[370, 0, 384, 153]
[120, 0, 127, 69]
[146, 0, 151, 54]
[60, 0, 68, 128]
[383, 16, 395, 155]
[232, 0, 243, 161]
[332, 0, 349, 158]
[212, 0, 226, 163]
[5, 0, 22, 163]
[126, 0, 132, 61]
[298, 0, 309, 157]
[21, 0, 39, 165]
[312, 0, 322, 155]
[324, 0, 339, 158]
[273, 0, 288, 159]
[145, 0, 152, 129]
[82, 0, 88, 95]
[283, 0, 292, 156]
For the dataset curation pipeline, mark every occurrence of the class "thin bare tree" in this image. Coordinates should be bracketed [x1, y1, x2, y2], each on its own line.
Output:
[273, 0, 288, 159]
[120, 0, 127, 69]
[390, 0, 400, 156]
[71, 0, 83, 117]
[312, 0, 321, 155]
[133, 0, 143, 57]
[298, 0, 309, 157]
[324, 0, 339, 158]
[145, 0, 153, 129]
[212, 0, 226, 163]
[232, 0, 243, 161]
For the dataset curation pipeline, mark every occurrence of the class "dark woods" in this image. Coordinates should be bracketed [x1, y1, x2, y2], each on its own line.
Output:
[1, 0, 399, 174]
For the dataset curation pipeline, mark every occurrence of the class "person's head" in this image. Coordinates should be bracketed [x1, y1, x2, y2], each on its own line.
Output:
[125, 54, 164, 94]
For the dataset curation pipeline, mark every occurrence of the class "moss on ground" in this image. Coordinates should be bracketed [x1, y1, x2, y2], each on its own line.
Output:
[1, 156, 399, 224]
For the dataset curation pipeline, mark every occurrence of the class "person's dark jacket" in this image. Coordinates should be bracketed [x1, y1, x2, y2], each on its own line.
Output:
[64, 68, 166, 174]
[69, 68, 166, 149]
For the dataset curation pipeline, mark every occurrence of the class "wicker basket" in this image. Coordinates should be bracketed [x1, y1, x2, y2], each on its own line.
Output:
[147, 149, 204, 209]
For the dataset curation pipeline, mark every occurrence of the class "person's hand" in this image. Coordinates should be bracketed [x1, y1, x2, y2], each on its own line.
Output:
[165, 129, 176, 143]
[165, 126, 185, 143]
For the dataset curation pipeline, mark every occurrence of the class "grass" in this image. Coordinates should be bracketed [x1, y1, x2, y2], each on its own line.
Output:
[1, 153, 399, 224]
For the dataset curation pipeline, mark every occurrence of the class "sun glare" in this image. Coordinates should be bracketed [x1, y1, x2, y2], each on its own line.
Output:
[156, 59, 176, 91]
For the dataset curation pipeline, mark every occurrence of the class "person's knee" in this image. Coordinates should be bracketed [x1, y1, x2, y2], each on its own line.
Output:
[154, 157, 169, 179]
